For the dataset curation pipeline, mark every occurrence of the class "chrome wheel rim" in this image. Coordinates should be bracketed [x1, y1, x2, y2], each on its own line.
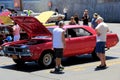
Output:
[43, 53, 52, 66]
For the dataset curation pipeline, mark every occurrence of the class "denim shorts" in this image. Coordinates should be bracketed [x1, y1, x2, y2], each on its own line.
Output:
[95, 42, 106, 54]
[54, 48, 63, 58]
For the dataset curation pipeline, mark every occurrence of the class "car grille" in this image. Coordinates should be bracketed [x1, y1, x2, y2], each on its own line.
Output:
[6, 47, 23, 53]
[3, 46, 31, 56]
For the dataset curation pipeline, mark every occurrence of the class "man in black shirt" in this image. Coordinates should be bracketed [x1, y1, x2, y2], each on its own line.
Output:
[81, 9, 90, 26]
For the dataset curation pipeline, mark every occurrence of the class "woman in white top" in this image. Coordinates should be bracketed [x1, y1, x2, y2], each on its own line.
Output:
[13, 22, 20, 41]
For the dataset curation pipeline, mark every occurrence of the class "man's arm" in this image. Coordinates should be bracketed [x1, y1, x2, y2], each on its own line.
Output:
[95, 28, 101, 36]
[62, 31, 66, 48]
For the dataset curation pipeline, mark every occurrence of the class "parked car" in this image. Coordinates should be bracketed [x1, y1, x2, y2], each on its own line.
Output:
[0, 16, 13, 25]
[1, 16, 119, 68]
[48, 12, 65, 22]
[35, 11, 64, 26]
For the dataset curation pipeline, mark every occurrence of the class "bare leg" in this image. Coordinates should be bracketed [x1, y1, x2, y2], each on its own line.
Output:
[55, 58, 61, 67]
[97, 53, 106, 66]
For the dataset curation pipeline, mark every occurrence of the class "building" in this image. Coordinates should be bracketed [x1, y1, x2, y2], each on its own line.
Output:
[0, 0, 50, 11]
[0, 0, 120, 22]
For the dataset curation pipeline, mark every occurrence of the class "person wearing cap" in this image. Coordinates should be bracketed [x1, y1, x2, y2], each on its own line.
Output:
[50, 21, 66, 73]
[95, 17, 109, 69]
[91, 13, 99, 29]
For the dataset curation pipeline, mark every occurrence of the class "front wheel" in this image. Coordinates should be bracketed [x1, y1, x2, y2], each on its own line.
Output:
[38, 51, 54, 68]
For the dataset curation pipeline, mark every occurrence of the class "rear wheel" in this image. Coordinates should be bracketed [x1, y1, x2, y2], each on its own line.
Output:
[13, 59, 25, 65]
[38, 51, 54, 68]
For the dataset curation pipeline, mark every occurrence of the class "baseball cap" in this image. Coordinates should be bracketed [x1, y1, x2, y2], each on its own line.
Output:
[96, 16, 104, 22]
[93, 13, 98, 16]
[58, 21, 64, 26]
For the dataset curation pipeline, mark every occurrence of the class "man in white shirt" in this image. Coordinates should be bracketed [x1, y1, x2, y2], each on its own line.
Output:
[63, 7, 68, 20]
[50, 21, 66, 73]
[95, 17, 109, 69]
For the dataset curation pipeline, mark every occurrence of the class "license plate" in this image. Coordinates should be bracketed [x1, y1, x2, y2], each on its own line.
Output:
[12, 54, 18, 59]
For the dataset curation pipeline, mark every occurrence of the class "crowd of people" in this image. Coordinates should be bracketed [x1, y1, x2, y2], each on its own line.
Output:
[55, 8, 100, 29]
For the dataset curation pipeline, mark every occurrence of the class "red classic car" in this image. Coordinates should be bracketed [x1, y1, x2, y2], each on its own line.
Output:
[1, 16, 119, 68]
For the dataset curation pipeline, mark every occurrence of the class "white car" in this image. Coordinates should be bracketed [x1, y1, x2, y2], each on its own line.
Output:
[48, 12, 65, 22]
[35, 11, 65, 26]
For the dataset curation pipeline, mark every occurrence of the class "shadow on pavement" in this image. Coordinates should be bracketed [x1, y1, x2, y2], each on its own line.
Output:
[62, 55, 118, 66]
[0, 55, 118, 72]
[1, 62, 50, 72]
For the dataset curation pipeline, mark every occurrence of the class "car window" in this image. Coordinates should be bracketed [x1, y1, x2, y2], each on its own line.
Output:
[66, 28, 92, 38]
[67, 29, 77, 37]
[76, 28, 92, 37]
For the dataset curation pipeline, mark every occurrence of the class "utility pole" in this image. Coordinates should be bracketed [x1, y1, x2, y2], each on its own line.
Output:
[20, 0, 23, 11]
[14, 0, 23, 11]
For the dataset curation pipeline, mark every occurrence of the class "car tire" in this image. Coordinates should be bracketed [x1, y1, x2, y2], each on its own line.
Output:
[38, 51, 54, 68]
[13, 59, 25, 65]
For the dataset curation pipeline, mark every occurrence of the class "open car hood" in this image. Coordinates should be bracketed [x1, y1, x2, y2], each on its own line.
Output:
[0, 16, 13, 25]
[11, 16, 52, 38]
[35, 11, 55, 24]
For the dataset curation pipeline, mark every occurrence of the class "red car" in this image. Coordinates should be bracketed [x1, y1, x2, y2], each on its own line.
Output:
[1, 16, 119, 68]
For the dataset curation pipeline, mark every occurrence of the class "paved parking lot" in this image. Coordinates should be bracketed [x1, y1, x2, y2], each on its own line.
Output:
[0, 23, 120, 80]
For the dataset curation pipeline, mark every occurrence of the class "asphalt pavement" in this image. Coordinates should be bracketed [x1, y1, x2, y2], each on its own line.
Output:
[0, 22, 120, 80]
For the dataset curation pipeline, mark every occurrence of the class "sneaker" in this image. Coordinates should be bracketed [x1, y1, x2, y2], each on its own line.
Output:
[50, 68, 61, 73]
[96, 65, 107, 69]
[59, 66, 64, 71]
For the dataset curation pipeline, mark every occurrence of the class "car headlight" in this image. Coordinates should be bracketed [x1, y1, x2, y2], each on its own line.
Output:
[26, 49, 30, 52]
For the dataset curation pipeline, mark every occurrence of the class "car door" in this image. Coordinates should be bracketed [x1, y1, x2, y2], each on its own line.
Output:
[64, 27, 96, 57]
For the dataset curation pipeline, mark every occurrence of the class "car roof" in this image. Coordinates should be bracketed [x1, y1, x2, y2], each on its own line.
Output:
[47, 25, 96, 35]
[48, 25, 88, 29]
